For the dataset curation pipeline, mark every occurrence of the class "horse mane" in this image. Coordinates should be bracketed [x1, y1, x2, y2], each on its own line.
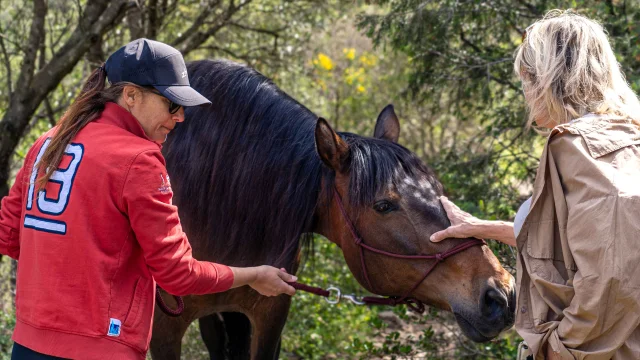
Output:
[163, 59, 445, 269]
[164, 59, 322, 268]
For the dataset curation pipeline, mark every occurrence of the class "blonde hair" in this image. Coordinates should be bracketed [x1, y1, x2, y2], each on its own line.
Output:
[514, 10, 640, 129]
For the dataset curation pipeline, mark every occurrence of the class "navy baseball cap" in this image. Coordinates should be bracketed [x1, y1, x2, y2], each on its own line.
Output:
[104, 38, 211, 107]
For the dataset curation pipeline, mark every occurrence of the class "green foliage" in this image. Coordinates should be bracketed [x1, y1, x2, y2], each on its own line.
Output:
[0, 310, 14, 360]
[283, 237, 380, 359]
[0, 256, 14, 360]
[357, 0, 640, 218]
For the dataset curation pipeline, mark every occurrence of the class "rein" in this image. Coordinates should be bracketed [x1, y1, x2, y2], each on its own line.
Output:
[155, 286, 184, 317]
[290, 188, 485, 314]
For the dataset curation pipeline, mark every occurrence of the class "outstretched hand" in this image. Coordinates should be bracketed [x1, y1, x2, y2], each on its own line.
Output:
[249, 266, 297, 297]
[430, 196, 486, 242]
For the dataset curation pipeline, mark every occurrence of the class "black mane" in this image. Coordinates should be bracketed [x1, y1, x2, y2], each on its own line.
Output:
[164, 60, 321, 268]
[163, 59, 442, 268]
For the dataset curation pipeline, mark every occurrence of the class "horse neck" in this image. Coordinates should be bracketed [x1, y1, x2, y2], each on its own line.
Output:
[311, 176, 349, 249]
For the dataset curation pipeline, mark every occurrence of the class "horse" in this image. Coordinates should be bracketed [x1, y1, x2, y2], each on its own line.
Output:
[151, 59, 515, 359]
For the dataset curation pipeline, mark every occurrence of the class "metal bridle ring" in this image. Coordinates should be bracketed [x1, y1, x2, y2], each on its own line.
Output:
[325, 286, 341, 305]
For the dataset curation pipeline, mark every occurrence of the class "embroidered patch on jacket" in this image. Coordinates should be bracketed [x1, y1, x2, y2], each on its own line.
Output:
[107, 318, 121, 337]
[158, 173, 172, 194]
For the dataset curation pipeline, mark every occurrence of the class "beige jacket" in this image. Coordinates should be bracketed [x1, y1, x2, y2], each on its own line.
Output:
[515, 115, 640, 360]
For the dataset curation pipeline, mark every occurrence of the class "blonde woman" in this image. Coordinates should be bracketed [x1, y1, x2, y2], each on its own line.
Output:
[430, 10, 640, 360]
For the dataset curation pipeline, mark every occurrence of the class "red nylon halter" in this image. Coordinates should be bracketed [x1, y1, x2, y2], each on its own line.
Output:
[321, 188, 485, 313]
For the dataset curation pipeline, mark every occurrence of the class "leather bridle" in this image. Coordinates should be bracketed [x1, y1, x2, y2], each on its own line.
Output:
[291, 188, 485, 313]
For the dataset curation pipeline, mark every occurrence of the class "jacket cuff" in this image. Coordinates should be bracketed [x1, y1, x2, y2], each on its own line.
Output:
[205, 263, 234, 293]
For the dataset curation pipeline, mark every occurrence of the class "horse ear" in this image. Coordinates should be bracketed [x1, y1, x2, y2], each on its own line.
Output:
[373, 104, 400, 143]
[315, 117, 350, 173]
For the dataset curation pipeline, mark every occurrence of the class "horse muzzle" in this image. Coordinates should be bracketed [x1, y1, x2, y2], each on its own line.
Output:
[452, 285, 516, 342]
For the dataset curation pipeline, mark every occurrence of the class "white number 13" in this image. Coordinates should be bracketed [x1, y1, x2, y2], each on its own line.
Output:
[24, 138, 84, 234]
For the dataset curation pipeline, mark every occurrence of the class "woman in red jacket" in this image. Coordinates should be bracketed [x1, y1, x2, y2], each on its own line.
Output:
[0, 38, 297, 359]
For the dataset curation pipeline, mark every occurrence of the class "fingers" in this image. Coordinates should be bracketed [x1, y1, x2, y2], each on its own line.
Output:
[268, 268, 297, 296]
[432, 197, 462, 243]
[278, 269, 297, 296]
[278, 269, 298, 283]
[277, 269, 296, 296]
[430, 225, 467, 242]
[250, 266, 299, 297]
[439, 196, 459, 217]
[266, 276, 296, 297]
[430, 229, 448, 242]
[430, 226, 458, 242]
[283, 284, 296, 296]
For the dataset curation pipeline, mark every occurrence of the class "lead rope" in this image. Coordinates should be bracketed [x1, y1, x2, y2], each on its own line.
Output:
[155, 286, 185, 317]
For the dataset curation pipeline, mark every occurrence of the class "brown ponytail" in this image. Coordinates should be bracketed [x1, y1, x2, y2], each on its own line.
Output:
[36, 65, 127, 189]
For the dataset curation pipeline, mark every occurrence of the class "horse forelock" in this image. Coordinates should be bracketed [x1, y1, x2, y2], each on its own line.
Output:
[338, 133, 443, 214]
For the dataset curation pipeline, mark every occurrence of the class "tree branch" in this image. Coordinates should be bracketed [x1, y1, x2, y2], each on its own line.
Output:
[126, 1, 144, 40]
[514, 0, 542, 17]
[228, 22, 285, 38]
[14, 0, 47, 90]
[0, 33, 24, 54]
[173, 0, 255, 55]
[0, 33, 12, 103]
[147, 0, 160, 39]
[459, 29, 482, 54]
[170, 0, 221, 48]
[201, 44, 272, 64]
[0, 0, 132, 198]
[30, 0, 131, 106]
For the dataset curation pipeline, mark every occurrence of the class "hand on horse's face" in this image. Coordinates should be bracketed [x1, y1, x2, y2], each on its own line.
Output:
[250, 266, 297, 297]
[430, 196, 485, 242]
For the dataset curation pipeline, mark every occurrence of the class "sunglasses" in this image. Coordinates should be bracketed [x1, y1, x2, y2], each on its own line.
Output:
[144, 88, 182, 114]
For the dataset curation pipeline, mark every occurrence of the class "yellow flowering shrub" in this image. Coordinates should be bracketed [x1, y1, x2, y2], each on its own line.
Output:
[313, 53, 334, 71]
[343, 48, 356, 60]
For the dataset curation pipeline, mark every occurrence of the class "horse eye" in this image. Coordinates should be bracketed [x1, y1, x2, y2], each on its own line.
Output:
[373, 200, 395, 214]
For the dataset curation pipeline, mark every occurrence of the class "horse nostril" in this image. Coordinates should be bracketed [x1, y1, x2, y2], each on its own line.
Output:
[482, 288, 508, 319]
[509, 289, 516, 311]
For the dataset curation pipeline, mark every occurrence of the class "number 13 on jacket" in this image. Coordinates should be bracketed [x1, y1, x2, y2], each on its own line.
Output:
[24, 138, 84, 235]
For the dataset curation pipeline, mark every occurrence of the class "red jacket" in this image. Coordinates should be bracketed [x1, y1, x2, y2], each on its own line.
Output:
[0, 102, 234, 359]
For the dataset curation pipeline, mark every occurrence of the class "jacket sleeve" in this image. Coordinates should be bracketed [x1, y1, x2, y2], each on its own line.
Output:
[0, 165, 26, 260]
[544, 136, 640, 359]
[121, 149, 234, 296]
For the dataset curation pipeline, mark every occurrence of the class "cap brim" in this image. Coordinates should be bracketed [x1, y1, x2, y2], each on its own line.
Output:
[154, 85, 211, 107]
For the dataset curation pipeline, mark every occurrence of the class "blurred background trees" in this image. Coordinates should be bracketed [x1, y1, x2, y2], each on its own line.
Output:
[1, 0, 639, 358]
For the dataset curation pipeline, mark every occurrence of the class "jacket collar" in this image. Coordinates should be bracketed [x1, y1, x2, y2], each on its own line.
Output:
[517, 114, 640, 251]
[552, 115, 640, 158]
[96, 102, 158, 145]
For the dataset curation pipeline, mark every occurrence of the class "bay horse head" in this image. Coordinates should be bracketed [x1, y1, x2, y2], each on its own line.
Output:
[313, 105, 515, 342]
